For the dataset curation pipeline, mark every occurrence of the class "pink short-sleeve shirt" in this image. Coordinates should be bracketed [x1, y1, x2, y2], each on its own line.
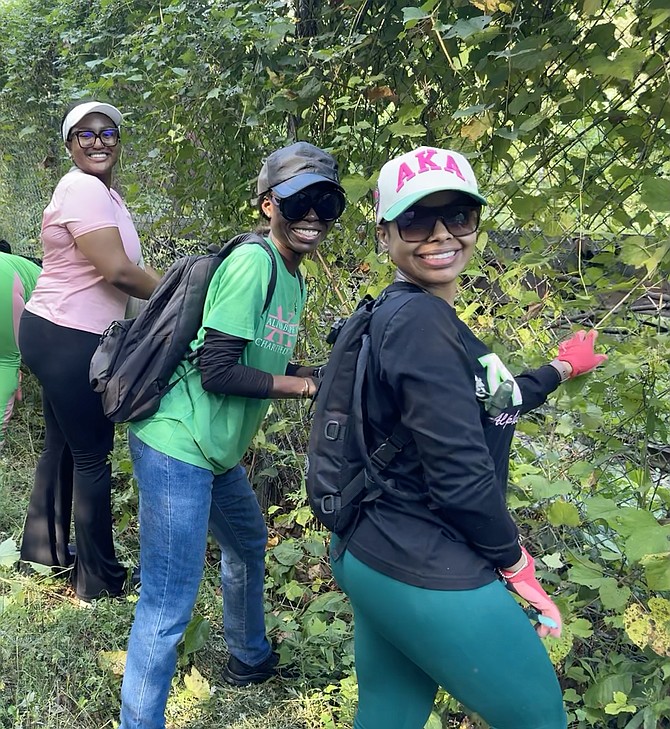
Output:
[26, 168, 142, 335]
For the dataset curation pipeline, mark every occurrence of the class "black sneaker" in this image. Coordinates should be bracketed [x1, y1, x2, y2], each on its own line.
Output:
[222, 651, 280, 687]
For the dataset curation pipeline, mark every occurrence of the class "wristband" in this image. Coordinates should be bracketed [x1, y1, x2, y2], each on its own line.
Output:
[549, 359, 571, 383]
[500, 550, 529, 580]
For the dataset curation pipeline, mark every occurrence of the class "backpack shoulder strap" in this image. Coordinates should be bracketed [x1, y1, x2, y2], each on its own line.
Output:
[216, 232, 278, 314]
[355, 287, 426, 497]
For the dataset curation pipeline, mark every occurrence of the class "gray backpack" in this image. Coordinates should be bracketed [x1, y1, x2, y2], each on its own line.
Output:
[89, 233, 277, 423]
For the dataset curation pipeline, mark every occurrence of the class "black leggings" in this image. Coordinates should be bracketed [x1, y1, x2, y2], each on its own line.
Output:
[19, 311, 126, 600]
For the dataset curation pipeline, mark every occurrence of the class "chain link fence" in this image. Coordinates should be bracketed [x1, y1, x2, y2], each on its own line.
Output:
[0, 0, 667, 319]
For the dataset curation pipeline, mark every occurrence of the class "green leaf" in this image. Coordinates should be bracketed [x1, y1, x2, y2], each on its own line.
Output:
[618, 236, 651, 269]
[584, 496, 619, 523]
[340, 174, 373, 204]
[569, 618, 594, 638]
[608, 508, 661, 538]
[306, 591, 348, 615]
[584, 673, 633, 708]
[541, 552, 564, 569]
[649, 9, 670, 30]
[604, 691, 636, 715]
[494, 128, 518, 140]
[640, 178, 670, 212]
[423, 712, 442, 729]
[306, 615, 327, 636]
[641, 553, 670, 591]
[183, 666, 211, 700]
[546, 500, 581, 527]
[569, 560, 604, 588]
[24, 561, 52, 576]
[0, 538, 19, 567]
[452, 104, 491, 119]
[387, 121, 426, 138]
[584, 498, 659, 537]
[568, 460, 596, 480]
[589, 49, 646, 81]
[444, 16, 491, 40]
[598, 578, 631, 611]
[624, 524, 670, 563]
[582, 0, 601, 15]
[518, 112, 548, 133]
[402, 7, 430, 25]
[294, 505, 313, 526]
[97, 650, 127, 676]
[17, 125, 37, 139]
[179, 615, 210, 661]
[281, 580, 306, 601]
[518, 475, 572, 500]
[271, 540, 303, 566]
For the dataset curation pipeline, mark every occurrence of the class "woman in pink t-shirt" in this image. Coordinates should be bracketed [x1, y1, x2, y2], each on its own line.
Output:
[19, 100, 160, 602]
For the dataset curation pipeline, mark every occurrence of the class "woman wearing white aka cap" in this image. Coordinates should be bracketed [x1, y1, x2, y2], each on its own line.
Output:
[19, 99, 159, 602]
[328, 146, 607, 729]
[118, 142, 345, 728]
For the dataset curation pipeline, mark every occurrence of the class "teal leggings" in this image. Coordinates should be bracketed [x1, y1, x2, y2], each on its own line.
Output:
[331, 548, 567, 729]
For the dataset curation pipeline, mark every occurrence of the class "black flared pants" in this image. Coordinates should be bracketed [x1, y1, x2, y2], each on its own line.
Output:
[18, 311, 126, 600]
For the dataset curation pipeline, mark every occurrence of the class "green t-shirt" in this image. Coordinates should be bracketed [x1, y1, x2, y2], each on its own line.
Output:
[131, 240, 306, 474]
[0, 252, 41, 298]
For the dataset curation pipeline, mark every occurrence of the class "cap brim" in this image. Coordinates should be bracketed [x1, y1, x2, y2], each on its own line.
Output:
[62, 102, 123, 141]
[272, 173, 343, 197]
[380, 186, 487, 222]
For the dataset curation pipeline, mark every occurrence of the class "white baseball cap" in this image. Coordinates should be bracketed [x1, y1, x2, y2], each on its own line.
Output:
[62, 101, 123, 142]
[375, 146, 487, 222]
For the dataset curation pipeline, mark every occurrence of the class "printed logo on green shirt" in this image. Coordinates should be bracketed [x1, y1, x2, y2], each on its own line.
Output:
[256, 305, 299, 356]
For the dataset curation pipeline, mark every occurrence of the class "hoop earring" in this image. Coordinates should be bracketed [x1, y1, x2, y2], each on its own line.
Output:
[376, 249, 389, 264]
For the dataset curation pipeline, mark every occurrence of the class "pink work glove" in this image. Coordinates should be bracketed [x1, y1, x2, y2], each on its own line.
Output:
[500, 545, 562, 638]
[556, 329, 607, 378]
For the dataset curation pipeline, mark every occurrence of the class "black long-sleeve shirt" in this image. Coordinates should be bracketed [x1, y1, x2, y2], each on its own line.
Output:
[346, 282, 561, 590]
[199, 329, 273, 397]
[198, 329, 311, 397]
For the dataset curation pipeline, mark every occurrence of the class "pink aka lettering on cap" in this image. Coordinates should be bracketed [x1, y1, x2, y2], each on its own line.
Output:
[375, 146, 487, 223]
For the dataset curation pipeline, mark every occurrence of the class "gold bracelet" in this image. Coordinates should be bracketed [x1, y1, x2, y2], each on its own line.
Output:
[301, 378, 311, 398]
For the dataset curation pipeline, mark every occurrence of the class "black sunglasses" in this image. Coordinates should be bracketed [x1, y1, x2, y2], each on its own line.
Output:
[394, 204, 481, 242]
[68, 128, 120, 149]
[271, 187, 346, 222]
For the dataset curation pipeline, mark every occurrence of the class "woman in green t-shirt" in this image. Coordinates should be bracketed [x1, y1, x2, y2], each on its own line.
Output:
[119, 143, 346, 729]
[0, 244, 41, 450]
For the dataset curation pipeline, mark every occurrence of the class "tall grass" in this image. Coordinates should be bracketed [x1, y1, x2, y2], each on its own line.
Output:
[0, 371, 345, 729]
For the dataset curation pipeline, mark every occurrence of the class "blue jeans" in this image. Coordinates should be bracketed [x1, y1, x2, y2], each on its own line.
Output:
[119, 433, 272, 729]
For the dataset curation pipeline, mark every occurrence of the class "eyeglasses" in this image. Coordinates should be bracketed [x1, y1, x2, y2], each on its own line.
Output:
[271, 187, 346, 222]
[68, 128, 120, 149]
[394, 204, 481, 242]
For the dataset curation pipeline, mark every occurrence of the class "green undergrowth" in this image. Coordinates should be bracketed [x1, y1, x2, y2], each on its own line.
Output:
[3, 349, 670, 729]
[0, 376, 361, 729]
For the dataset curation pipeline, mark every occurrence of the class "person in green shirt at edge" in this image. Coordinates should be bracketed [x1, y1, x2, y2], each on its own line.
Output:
[0, 241, 41, 452]
[119, 142, 346, 729]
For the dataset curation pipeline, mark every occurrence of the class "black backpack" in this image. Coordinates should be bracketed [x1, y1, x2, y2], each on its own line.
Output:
[306, 288, 425, 555]
[89, 233, 277, 423]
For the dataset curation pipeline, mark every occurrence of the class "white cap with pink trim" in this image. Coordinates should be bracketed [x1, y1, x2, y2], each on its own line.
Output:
[375, 146, 487, 223]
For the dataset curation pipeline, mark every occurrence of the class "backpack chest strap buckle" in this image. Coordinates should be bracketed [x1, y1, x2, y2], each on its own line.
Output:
[369, 428, 412, 470]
